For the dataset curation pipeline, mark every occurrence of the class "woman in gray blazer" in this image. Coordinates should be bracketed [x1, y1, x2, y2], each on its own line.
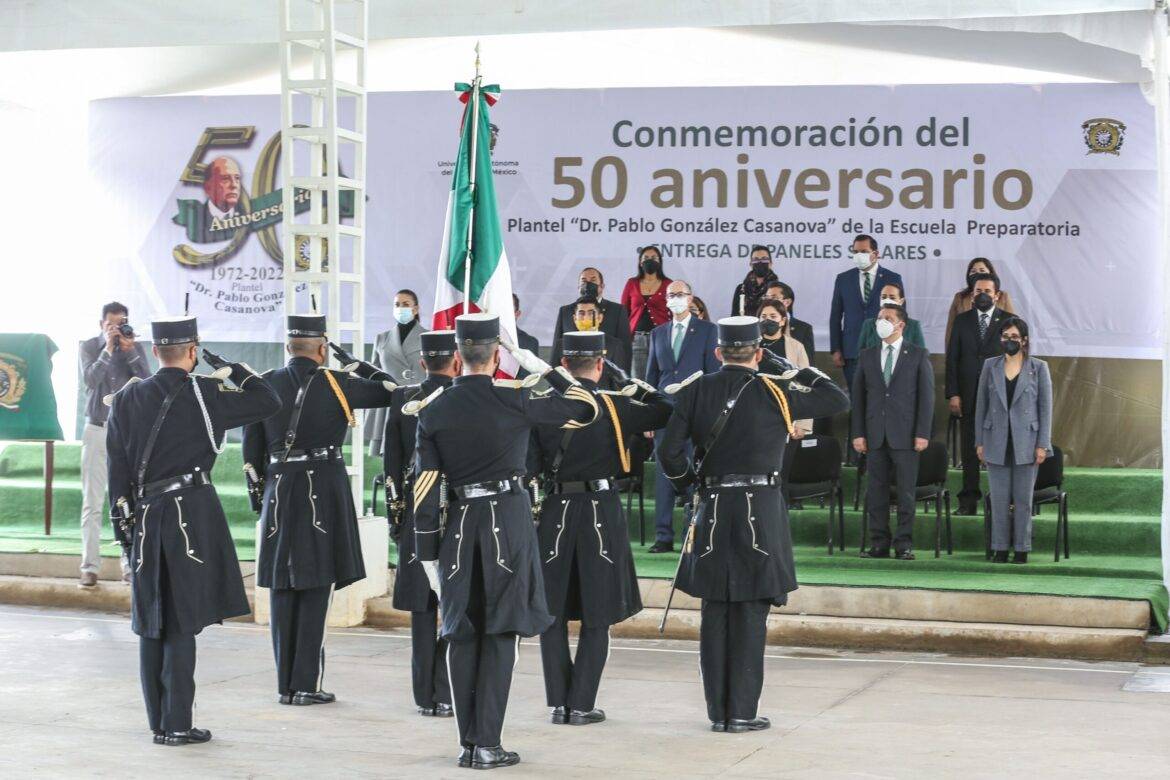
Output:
[974, 317, 1052, 563]
[366, 289, 427, 455]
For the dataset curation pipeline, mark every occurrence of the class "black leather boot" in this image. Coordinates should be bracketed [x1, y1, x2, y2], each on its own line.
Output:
[550, 706, 569, 725]
[569, 708, 606, 725]
[471, 745, 521, 769]
[727, 717, 771, 733]
[164, 727, 212, 746]
[291, 690, 336, 705]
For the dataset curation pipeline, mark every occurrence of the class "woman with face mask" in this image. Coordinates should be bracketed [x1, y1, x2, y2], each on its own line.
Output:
[758, 300, 811, 438]
[730, 245, 779, 316]
[367, 289, 427, 457]
[945, 257, 1016, 346]
[973, 317, 1053, 564]
[620, 244, 672, 380]
[856, 283, 925, 352]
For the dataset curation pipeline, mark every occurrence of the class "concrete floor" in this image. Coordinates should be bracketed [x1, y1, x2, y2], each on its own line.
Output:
[2, 606, 1170, 779]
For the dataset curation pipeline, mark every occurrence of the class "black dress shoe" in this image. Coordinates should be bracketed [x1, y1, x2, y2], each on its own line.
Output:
[292, 690, 336, 705]
[458, 747, 473, 768]
[550, 706, 569, 725]
[164, 727, 212, 746]
[417, 706, 436, 716]
[433, 702, 454, 718]
[1012, 551, 1029, 564]
[727, 717, 770, 733]
[895, 549, 915, 561]
[710, 721, 727, 732]
[647, 541, 674, 554]
[152, 730, 165, 745]
[860, 548, 890, 559]
[991, 550, 1009, 563]
[278, 693, 292, 705]
[471, 745, 521, 770]
[569, 708, 606, 725]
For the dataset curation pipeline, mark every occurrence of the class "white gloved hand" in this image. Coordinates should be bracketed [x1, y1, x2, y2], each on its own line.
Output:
[510, 348, 551, 377]
[421, 560, 442, 597]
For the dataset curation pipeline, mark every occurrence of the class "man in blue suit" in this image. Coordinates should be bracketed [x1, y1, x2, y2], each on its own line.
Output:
[830, 235, 904, 392]
[645, 279, 720, 552]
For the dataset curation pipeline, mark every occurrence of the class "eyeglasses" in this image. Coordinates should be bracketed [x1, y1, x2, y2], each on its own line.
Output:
[666, 292, 690, 299]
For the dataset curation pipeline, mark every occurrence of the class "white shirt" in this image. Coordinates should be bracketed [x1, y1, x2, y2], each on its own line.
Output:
[858, 263, 879, 299]
[881, 336, 903, 377]
[206, 199, 238, 220]
[977, 305, 997, 335]
[671, 313, 692, 333]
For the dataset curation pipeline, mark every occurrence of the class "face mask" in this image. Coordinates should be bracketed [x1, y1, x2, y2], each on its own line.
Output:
[666, 296, 690, 314]
[973, 292, 994, 312]
[574, 314, 599, 331]
[875, 319, 896, 340]
[1002, 339, 1022, 356]
[853, 251, 872, 269]
[879, 297, 900, 307]
[393, 306, 414, 325]
[750, 261, 770, 277]
[579, 281, 600, 299]
[640, 258, 660, 276]
[759, 319, 781, 337]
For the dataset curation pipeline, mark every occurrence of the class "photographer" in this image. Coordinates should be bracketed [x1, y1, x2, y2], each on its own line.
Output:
[77, 301, 150, 587]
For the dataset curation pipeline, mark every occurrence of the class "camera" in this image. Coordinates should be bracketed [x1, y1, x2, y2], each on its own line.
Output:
[117, 320, 135, 339]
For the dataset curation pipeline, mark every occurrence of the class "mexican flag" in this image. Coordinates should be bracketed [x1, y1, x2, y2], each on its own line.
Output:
[432, 80, 518, 376]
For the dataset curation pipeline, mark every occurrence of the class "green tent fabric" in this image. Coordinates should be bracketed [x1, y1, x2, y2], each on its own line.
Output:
[0, 334, 63, 441]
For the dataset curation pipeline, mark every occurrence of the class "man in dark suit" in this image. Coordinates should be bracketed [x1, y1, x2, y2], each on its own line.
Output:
[512, 293, 541, 377]
[645, 280, 720, 552]
[830, 234, 903, 391]
[946, 272, 1009, 515]
[851, 305, 933, 559]
[567, 296, 630, 388]
[550, 267, 632, 370]
[763, 281, 814, 360]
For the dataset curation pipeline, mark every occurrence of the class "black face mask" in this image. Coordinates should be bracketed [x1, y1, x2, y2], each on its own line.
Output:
[640, 258, 660, 276]
[1001, 339, 1022, 356]
[760, 319, 781, 337]
[751, 261, 770, 277]
[973, 292, 994, 312]
[579, 281, 600, 299]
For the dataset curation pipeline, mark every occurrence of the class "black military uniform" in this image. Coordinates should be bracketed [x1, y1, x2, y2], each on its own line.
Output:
[383, 330, 457, 717]
[529, 331, 671, 725]
[412, 313, 598, 770]
[106, 316, 281, 745]
[241, 315, 396, 705]
[659, 316, 849, 733]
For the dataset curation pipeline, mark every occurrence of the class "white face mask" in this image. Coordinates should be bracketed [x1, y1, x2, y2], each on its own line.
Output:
[879, 297, 900, 307]
[393, 306, 414, 325]
[666, 296, 691, 314]
[875, 319, 897, 340]
[853, 251, 873, 269]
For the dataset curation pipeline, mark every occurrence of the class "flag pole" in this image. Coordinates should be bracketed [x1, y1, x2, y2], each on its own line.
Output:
[462, 42, 482, 316]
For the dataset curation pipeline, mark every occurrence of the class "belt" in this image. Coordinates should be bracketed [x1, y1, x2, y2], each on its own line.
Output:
[700, 473, 777, 488]
[454, 477, 522, 501]
[138, 471, 211, 498]
[552, 478, 615, 494]
[269, 447, 343, 464]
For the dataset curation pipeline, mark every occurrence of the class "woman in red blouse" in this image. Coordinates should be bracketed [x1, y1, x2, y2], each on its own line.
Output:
[620, 245, 672, 381]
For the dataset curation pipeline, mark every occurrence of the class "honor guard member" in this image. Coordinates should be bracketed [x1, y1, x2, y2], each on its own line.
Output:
[412, 312, 599, 770]
[382, 330, 460, 718]
[241, 314, 397, 706]
[659, 316, 849, 733]
[106, 316, 281, 745]
[530, 331, 671, 726]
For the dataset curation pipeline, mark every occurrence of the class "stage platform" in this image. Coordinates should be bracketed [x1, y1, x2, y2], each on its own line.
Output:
[1, 443, 1165, 652]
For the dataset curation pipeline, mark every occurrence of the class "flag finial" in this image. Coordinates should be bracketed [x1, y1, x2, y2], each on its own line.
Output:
[474, 41, 481, 78]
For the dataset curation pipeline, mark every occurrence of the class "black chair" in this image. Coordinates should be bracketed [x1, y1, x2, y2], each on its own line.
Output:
[859, 441, 952, 558]
[370, 471, 386, 516]
[947, 414, 962, 468]
[982, 446, 1067, 562]
[786, 436, 845, 554]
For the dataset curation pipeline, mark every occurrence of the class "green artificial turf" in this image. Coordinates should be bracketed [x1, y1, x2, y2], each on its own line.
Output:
[2, 442, 1165, 630]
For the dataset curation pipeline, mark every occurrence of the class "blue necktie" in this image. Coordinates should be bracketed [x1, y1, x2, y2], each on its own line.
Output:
[671, 323, 684, 361]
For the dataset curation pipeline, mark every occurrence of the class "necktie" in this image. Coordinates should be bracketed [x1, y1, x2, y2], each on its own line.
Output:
[671, 323, 685, 361]
[863, 271, 872, 303]
[883, 344, 894, 384]
[979, 312, 988, 342]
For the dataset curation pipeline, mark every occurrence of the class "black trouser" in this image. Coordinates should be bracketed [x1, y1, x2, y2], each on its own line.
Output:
[540, 616, 609, 712]
[270, 585, 332, 695]
[699, 599, 771, 724]
[865, 445, 920, 553]
[447, 546, 518, 749]
[410, 604, 451, 709]
[140, 551, 197, 733]
[958, 400, 982, 507]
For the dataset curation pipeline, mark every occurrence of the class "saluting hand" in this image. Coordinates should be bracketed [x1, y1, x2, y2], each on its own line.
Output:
[201, 348, 231, 370]
[328, 341, 358, 367]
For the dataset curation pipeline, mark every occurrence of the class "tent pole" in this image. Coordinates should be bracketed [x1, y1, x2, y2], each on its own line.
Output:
[1155, 4, 1170, 631]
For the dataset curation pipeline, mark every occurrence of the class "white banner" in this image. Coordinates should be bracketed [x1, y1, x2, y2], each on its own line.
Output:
[90, 83, 1158, 358]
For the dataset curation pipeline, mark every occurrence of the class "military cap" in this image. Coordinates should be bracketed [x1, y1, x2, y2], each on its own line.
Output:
[717, 315, 761, 347]
[561, 331, 607, 357]
[420, 329, 457, 356]
[151, 316, 199, 346]
[287, 314, 327, 338]
[455, 312, 499, 346]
